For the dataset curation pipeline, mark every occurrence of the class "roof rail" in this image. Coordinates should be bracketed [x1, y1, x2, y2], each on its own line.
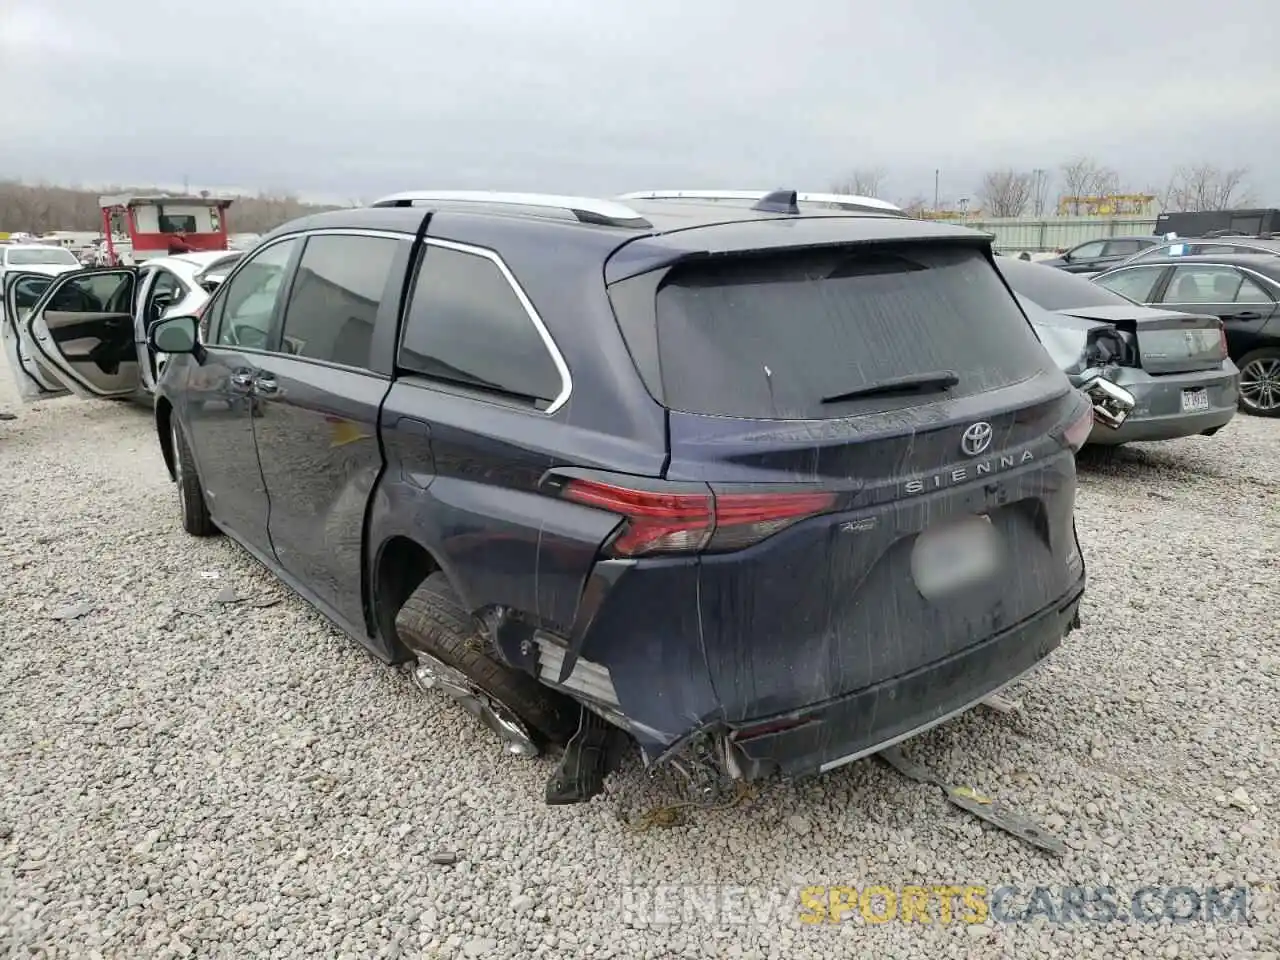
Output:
[617, 189, 903, 213]
[368, 190, 652, 228]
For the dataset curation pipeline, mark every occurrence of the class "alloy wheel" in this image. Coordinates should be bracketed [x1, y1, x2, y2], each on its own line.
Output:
[410, 652, 540, 757]
[1239, 357, 1280, 413]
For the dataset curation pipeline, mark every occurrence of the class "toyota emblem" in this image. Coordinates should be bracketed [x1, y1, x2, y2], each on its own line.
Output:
[960, 421, 993, 457]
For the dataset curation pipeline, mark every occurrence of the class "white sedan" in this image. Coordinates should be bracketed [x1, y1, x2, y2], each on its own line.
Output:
[0, 243, 83, 286]
[1, 250, 243, 405]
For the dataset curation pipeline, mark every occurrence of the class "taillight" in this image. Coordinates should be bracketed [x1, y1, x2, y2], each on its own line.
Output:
[559, 477, 836, 557]
[1061, 401, 1094, 453]
[1218, 322, 1228, 360]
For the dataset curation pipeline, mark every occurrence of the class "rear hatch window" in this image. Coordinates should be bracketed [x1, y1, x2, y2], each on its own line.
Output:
[644, 243, 1051, 419]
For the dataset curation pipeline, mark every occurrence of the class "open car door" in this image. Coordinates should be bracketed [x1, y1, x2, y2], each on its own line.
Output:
[2, 272, 73, 402]
[21, 267, 142, 401]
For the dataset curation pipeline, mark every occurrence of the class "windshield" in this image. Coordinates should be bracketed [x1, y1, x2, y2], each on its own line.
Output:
[638, 243, 1051, 419]
[996, 256, 1136, 310]
[5, 247, 80, 266]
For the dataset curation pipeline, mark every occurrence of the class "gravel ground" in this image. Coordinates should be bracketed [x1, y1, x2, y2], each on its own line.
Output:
[1, 372, 1278, 960]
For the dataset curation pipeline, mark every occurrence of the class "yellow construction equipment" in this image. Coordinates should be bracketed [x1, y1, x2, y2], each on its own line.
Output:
[1057, 194, 1156, 217]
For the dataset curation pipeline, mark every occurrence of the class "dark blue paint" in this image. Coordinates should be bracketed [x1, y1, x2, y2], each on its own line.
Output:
[154, 197, 1094, 778]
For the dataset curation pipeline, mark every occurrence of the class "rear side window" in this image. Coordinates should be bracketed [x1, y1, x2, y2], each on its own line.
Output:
[398, 245, 564, 408]
[279, 234, 400, 368]
[1093, 266, 1165, 304]
[640, 244, 1051, 419]
[1103, 239, 1144, 256]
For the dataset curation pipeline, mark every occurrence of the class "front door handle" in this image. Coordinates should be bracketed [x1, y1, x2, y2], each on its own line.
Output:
[254, 376, 279, 396]
[1225, 311, 1261, 321]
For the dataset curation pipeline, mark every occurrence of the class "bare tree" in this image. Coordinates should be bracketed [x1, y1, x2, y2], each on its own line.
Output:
[897, 194, 931, 217]
[832, 167, 888, 199]
[978, 170, 1035, 218]
[1029, 168, 1053, 217]
[1160, 164, 1252, 212]
[1058, 156, 1120, 214]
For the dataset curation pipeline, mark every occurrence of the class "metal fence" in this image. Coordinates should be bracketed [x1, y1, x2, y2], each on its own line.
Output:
[928, 216, 1159, 253]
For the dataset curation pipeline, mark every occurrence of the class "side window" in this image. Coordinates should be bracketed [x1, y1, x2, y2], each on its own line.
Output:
[1161, 265, 1265, 304]
[11, 276, 52, 320]
[1103, 239, 1143, 257]
[46, 273, 132, 313]
[1068, 241, 1106, 260]
[213, 238, 299, 351]
[1232, 272, 1273, 304]
[152, 270, 184, 300]
[277, 234, 400, 369]
[1094, 266, 1164, 303]
[398, 245, 564, 408]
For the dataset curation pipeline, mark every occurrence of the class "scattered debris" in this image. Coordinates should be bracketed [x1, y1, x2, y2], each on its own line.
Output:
[251, 597, 282, 609]
[981, 692, 1023, 714]
[430, 850, 459, 866]
[877, 745, 1066, 856]
[197, 571, 221, 580]
[50, 601, 94, 621]
[619, 782, 755, 832]
[214, 585, 246, 605]
[1229, 787, 1255, 811]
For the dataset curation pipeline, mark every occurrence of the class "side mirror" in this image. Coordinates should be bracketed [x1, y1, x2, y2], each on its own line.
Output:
[148, 314, 200, 355]
[1079, 376, 1135, 429]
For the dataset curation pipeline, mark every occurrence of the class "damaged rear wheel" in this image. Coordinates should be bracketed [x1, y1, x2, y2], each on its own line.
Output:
[395, 573, 578, 755]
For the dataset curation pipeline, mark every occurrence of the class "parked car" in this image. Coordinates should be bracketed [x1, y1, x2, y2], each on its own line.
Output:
[994, 256, 1238, 444]
[1, 250, 243, 404]
[1113, 236, 1280, 268]
[1092, 253, 1280, 417]
[0, 243, 82, 288]
[135, 188, 1105, 806]
[1036, 236, 1164, 276]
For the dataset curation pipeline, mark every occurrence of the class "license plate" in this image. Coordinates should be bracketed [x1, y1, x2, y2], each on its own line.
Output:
[1181, 388, 1209, 412]
[910, 515, 1002, 600]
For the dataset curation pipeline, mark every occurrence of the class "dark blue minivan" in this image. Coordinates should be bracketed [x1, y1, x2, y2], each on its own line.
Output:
[141, 189, 1097, 804]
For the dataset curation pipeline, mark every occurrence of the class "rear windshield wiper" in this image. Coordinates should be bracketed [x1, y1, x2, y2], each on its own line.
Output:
[821, 370, 960, 405]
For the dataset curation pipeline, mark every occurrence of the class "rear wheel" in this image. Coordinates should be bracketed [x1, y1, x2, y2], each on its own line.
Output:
[171, 420, 217, 536]
[395, 573, 578, 754]
[1237, 348, 1280, 417]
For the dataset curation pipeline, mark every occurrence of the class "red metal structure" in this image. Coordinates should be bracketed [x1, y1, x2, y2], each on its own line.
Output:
[98, 193, 234, 264]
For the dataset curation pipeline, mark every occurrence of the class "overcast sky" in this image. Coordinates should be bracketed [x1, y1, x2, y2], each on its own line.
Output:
[2, 0, 1278, 206]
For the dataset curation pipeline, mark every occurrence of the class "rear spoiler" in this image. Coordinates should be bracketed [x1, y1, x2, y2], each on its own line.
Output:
[603, 220, 996, 285]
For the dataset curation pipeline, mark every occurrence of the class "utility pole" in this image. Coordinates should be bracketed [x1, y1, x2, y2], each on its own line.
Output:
[934, 169, 940, 211]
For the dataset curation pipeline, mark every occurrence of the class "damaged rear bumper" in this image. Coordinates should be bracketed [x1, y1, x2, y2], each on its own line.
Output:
[1080, 365, 1237, 445]
[718, 581, 1085, 781]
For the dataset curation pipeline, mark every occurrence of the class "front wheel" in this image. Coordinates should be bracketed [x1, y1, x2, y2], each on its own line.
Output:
[171, 420, 218, 536]
[1237, 348, 1280, 417]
